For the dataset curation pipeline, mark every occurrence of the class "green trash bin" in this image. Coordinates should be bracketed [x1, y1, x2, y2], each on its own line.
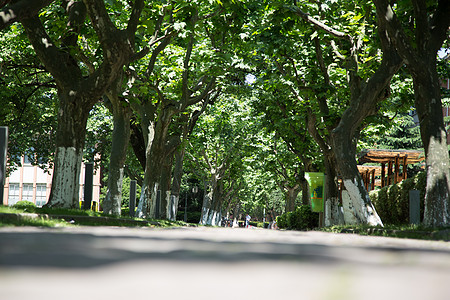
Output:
[305, 172, 325, 212]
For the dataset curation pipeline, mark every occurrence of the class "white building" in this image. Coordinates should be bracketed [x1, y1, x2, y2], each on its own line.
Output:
[2, 155, 101, 208]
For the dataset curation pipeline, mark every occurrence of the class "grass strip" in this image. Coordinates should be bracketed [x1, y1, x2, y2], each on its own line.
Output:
[322, 224, 450, 241]
[0, 205, 191, 228]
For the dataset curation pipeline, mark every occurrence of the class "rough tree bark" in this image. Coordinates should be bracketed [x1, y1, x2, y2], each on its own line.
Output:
[160, 154, 175, 219]
[141, 106, 176, 218]
[200, 173, 223, 226]
[373, 0, 450, 226]
[0, 0, 54, 30]
[168, 147, 184, 220]
[102, 76, 132, 216]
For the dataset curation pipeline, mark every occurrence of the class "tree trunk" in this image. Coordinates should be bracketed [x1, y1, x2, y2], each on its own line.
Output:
[331, 125, 383, 225]
[299, 170, 310, 206]
[169, 147, 185, 221]
[102, 98, 132, 216]
[46, 91, 88, 208]
[160, 154, 174, 220]
[413, 68, 450, 226]
[323, 153, 342, 226]
[136, 105, 174, 219]
[285, 185, 300, 212]
[200, 175, 222, 226]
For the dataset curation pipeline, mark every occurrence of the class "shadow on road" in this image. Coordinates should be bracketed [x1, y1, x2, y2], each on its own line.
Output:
[1, 228, 449, 270]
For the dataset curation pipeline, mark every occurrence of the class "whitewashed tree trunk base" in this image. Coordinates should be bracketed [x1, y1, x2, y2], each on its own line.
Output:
[135, 183, 148, 218]
[49, 147, 82, 208]
[325, 197, 342, 226]
[167, 195, 179, 221]
[342, 190, 360, 225]
[343, 179, 383, 226]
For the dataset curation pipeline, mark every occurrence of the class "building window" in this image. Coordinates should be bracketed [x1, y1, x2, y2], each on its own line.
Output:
[36, 184, 47, 207]
[8, 183, 20, 206]
[24, 154, 33, 165]
[22, 183, 34, 202]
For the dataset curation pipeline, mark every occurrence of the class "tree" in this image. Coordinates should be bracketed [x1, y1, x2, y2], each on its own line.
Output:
[246, 0, 401, 225]
[129, 3, 221, 219]
[0, 0, 147, 208]
[373, 0, 450, 226]
[250, 85, 318, 212]
[187, 91, 256, 225]
[286, 1, 404, 225]
[101, 75, 133, 215]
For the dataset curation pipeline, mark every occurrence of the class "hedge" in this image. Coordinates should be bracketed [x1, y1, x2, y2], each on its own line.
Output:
[276, 205, 319, 230]
[370, 171, 426, 225]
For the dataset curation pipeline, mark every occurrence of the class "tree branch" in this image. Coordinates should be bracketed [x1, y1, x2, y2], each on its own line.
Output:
[187, 78, 216, 107]
[373, 0, 419, 67]
[21, 15, 82, 87]
[83, 0, 118, 47]
[429, 0, 450, 53]
[411, 0, 429, 54]
[291, 5, 350, 40]
[126, 0, 144, 38]
[0, 0, 54, 30]
[145, 31, 175, 77]
[313, 37, 331, 87]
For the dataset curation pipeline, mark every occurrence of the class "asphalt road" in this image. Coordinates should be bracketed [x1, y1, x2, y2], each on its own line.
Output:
[1, 226, 449, 300]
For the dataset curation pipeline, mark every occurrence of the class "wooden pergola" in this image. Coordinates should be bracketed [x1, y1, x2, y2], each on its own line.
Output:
[357, 149, 425, 189]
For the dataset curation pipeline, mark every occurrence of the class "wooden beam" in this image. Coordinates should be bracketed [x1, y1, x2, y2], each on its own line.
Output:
[371, 169, 376, 191]
[364, 170, 369, 190]
[394, 155, 400, 184]
[387, 160, 393, 186]
[402, 156, 408, 180]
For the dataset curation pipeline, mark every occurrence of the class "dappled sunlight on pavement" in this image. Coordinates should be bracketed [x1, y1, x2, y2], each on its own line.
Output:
[1, 227, 449, 300]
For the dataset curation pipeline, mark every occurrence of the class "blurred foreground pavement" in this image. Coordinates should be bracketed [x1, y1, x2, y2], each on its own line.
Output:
[0, 226, 449, 300]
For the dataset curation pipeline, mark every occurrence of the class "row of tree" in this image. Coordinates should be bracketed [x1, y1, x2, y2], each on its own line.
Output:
[1, 0, 449, 227]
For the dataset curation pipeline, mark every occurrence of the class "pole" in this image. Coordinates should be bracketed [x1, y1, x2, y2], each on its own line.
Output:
[263, 207, 266, 225]
[409, 190, 420, 225]
[83, 162, 93, 210]
[155, 190, 161, 219]
[129, 180, 136, 217]
[184, 191, 188, 222]
[0, 127, 8, 205]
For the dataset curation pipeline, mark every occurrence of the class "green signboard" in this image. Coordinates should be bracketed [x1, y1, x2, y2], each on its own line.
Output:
[305, 172, 325, 212]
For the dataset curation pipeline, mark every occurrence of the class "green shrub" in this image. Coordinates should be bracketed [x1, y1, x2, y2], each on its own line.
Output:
[121, 207, 130, 216]
[370, 171, 426, 225]
[290, 205, 319, 230]
[176, 211, 201, 223]
[277, 205, 319, 230]
[414, 171, 426, 218]
[276, 213, 288, 228]
[387, 184, 400, 223]
[13, 201, 36, 209]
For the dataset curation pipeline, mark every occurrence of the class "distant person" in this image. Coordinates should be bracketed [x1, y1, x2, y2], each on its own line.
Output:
[245, 214, 251, 228]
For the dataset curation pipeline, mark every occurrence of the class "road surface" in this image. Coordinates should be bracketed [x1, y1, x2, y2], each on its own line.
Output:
[1, 226, 449, 300]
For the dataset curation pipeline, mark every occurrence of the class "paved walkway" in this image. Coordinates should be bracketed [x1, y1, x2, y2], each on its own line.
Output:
[1, 226, 449, 300]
